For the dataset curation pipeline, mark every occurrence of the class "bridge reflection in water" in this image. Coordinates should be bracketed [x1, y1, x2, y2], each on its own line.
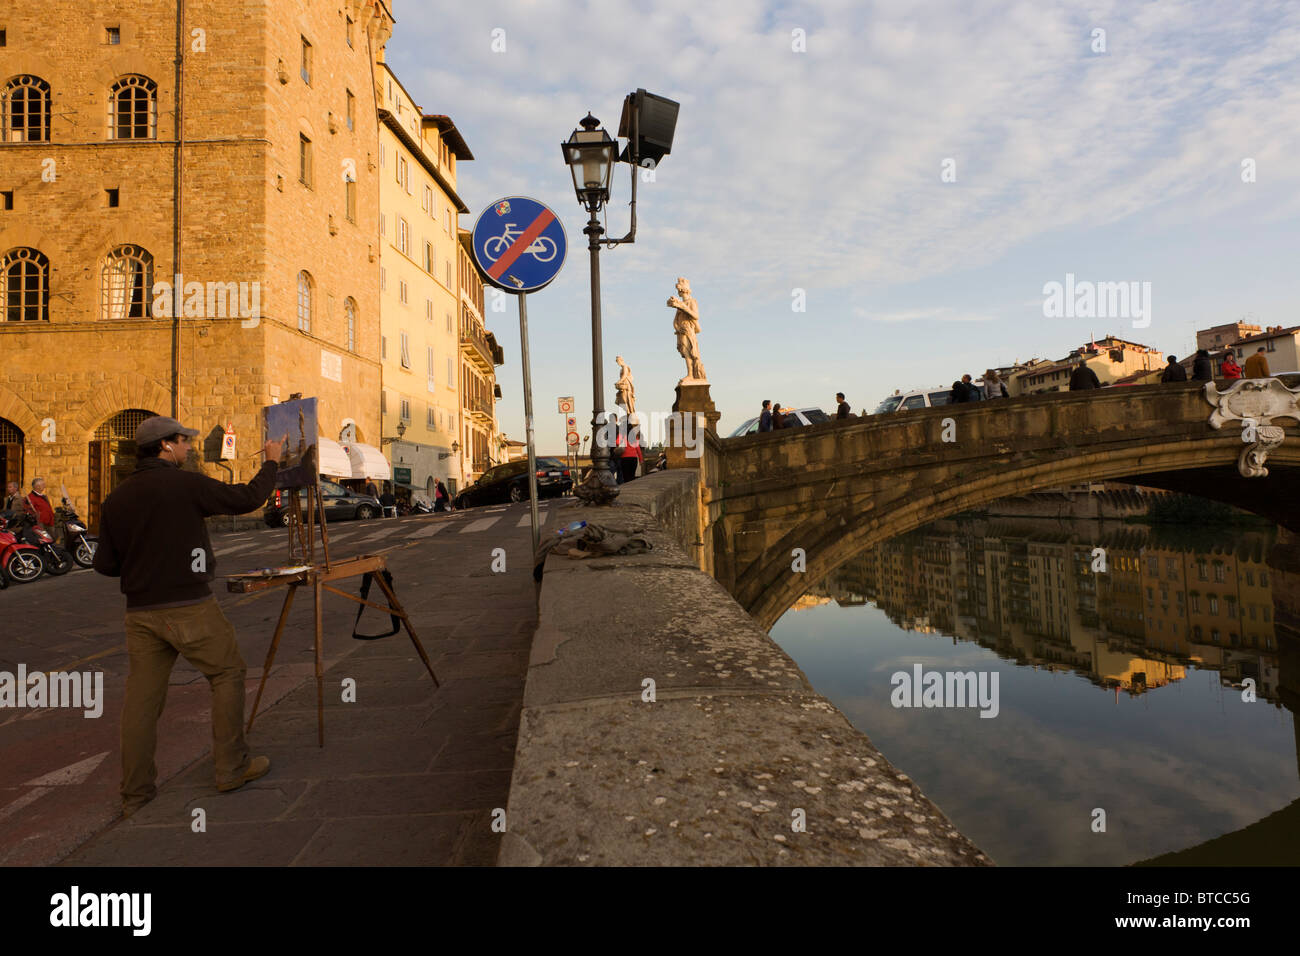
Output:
[768, 500, 1300, 866]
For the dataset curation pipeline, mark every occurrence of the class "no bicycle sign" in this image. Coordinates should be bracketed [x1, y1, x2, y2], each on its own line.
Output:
[470, 196, 567, 294]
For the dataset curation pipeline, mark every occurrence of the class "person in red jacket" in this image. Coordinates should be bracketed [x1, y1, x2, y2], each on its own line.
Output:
[27, 477, 56, 525]
[94, 416, 283, 817]
[1220, 353, 1243, 381]
[25, 477, 59, 545]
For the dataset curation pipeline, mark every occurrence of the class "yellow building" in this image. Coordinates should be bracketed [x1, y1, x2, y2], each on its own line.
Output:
[0, 0, 393, 528]
[375, 61, 472, 498]
[457, 229, 504, 486]
[1013, 336, 1161, 395]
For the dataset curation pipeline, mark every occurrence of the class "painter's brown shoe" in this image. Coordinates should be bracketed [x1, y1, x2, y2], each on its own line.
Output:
[217, 756, 270, 793]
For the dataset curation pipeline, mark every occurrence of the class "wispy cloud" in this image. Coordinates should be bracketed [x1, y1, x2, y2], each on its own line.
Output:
[387, 0, 1300, 439]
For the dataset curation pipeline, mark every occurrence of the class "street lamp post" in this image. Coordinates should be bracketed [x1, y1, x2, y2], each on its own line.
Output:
[562, 93, 678, 506]
[564, 113, 621, 504]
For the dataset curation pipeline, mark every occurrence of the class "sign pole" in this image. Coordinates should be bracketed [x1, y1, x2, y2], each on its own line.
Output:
[470, 196, 566, 538]
[519, 293, 541, 552]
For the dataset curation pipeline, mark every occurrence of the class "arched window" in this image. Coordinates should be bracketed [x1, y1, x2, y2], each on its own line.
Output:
[3, 75, 51, 142]
[345, 297, 356, 351]
[2, 247, 50, 322]
[101, 245, 154, 319]
[109, 75, 157, 140]
[297, 271, 313, 332]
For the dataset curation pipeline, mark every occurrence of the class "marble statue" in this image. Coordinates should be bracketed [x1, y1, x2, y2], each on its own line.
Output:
[668, 277, 707, 383]
[615, 355, 637, 417]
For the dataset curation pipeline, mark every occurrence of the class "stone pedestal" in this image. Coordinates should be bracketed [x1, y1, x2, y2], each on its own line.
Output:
[667, 382, 720, 470]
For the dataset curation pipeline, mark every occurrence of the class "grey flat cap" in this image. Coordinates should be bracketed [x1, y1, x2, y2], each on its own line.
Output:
[135, 416, 200, 445]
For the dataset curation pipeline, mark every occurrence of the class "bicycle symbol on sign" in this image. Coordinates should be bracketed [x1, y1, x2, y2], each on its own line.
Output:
[483, 223, 558, 263]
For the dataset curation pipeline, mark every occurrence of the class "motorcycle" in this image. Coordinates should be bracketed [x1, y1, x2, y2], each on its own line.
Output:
[57, 496, 98, 568]
[11, 512, 72, 575]
[411, 499, 434, 515]
[0, 512, 46, 584]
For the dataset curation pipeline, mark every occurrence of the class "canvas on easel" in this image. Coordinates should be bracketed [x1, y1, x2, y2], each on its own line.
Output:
[226, 398, 438, 747]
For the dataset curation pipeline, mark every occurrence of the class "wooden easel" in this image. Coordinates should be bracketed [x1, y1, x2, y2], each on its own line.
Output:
[229, 477, 439, 746]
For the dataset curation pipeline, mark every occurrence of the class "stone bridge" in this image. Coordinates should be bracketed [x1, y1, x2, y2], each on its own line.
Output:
[689, 380, 1300, 632]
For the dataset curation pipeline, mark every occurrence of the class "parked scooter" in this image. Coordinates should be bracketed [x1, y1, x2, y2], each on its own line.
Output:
[57, 496, 98, 568]
[411, 499, 434, 515]
[10, 512, 72, 575]
[0, 512, 46, 584]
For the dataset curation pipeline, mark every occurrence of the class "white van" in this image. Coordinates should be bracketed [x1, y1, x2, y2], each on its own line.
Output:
[872, 382, 988, 414]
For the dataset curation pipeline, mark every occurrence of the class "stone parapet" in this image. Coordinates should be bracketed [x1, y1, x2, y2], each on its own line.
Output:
[499, 471, 990, 866]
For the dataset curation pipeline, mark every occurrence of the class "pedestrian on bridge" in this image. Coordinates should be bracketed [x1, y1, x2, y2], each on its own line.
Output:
[1192, 349, 1214, 382]
[983, 369, 1008, 399]
[1069, 360, 1101, 390]
[771, 403, 787, 429]
[759, 400, 773, 432]
[1244, 347, 1270, 378]
[836, 393, 851, 419]
[1160, 354, 1188, 383]
[1220, 352, 1243, 381]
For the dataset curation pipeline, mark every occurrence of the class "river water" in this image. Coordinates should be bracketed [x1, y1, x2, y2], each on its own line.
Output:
[768, 504, 1300, 866]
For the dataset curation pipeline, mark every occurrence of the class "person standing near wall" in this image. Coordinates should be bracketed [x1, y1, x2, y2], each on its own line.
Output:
[93, 416, 283, 817]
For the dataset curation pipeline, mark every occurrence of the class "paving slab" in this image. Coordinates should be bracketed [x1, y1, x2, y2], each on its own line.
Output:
[14, 507, 542, 867]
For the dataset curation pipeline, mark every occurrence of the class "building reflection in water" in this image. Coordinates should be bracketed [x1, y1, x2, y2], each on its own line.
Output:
[805, 518, 1297, 718]
[777, 501, 1300, 864]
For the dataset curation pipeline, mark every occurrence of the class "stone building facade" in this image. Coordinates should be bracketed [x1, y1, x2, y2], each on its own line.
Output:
[0, 0, 393, 528]
[375, 62, 472, 498]
[457, 228, 504, 485]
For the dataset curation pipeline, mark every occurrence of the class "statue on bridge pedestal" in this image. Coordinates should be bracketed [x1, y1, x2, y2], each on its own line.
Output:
[615, 355, 636, 418]
[668, 277, 707, 384]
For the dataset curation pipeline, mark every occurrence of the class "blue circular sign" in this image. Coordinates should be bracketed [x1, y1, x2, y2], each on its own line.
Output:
[471, 196, 567, 293]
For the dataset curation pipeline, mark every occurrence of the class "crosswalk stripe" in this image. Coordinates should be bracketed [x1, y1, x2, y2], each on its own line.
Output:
[460, 516, 502, 534]
[407, 523, 447, 539]
[215, 543, 255, 556]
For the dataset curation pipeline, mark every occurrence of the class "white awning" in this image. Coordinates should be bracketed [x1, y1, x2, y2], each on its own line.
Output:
[318, 437, 352, 478]
[342, 442, 392, 480]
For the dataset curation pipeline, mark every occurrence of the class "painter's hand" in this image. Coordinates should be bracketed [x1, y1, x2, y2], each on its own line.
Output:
[263, 439, 284, 461]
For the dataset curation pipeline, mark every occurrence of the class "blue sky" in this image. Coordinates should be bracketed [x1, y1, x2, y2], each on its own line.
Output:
[386, 0, 1300, 447]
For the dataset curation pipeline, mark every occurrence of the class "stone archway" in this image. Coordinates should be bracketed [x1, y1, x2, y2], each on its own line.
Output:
[0, 385, 42, 493]
[87, 408, 162, 531]
[72, 369, 174, 440]
[0, 417, 24, 490]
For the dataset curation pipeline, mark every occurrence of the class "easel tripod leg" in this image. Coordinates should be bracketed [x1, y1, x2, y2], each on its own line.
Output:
[314, 575, 324, 747]
[373, 572, 440, 688]
[247, 584, 297, 733]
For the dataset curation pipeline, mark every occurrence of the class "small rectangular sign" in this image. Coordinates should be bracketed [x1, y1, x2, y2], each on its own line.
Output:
[321, 349, 343, 383]
[394, 466, 412, 484]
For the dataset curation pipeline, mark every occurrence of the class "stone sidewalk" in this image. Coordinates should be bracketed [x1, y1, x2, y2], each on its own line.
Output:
[58, 505, 541, 866]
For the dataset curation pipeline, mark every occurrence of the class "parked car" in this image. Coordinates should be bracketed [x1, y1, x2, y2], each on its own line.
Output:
[728, 406, 830, 438]
[263, 479, 382, 527]
[872, 382, 988, 414]
[454, 457, 573, 508]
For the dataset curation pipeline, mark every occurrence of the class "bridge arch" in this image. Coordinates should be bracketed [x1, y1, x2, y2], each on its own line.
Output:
[709, 384, 1300, 631]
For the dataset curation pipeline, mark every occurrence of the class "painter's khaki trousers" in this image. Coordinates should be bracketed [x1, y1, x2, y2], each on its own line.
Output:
[120, 598, 250, 808]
